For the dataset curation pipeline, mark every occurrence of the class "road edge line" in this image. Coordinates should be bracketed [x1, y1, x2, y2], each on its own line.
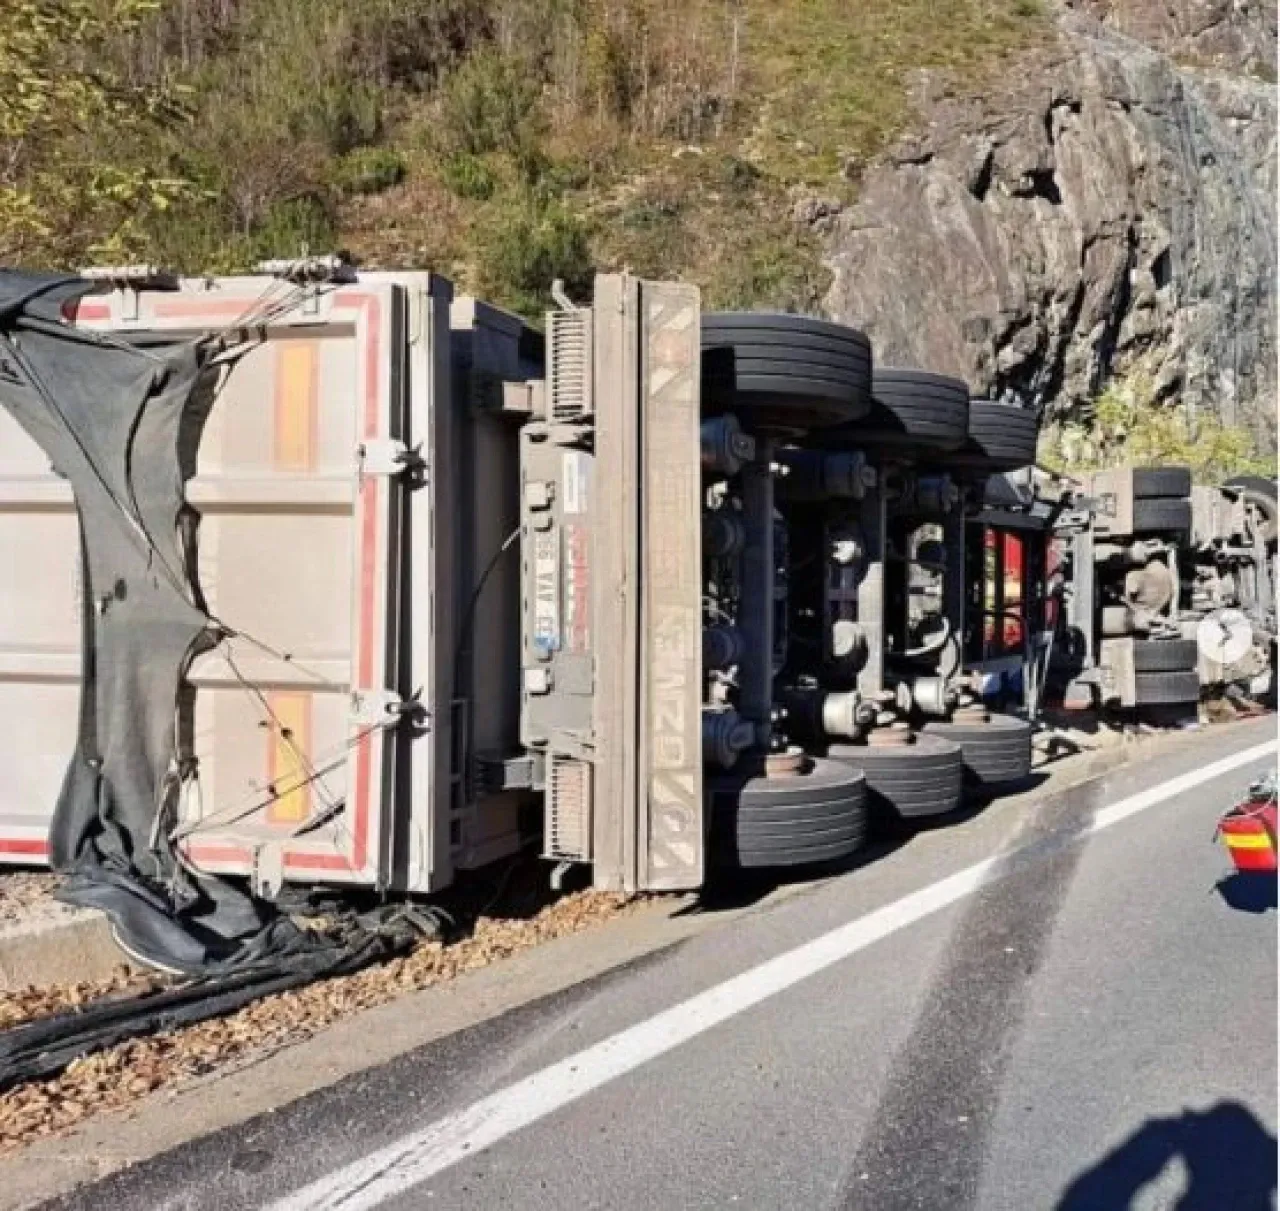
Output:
[268, 738, 1278, 1211]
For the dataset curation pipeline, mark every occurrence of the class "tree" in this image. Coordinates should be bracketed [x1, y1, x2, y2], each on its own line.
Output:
[0, 0, 196, 266]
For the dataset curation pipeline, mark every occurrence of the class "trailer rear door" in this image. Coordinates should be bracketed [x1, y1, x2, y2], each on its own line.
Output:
[0, 274, 452, 890]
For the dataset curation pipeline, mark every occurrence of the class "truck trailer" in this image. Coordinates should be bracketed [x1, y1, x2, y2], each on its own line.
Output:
[0, 265, 1272, 935]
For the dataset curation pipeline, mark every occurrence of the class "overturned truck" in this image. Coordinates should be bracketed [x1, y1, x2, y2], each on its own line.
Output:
[0, 267, 1270, 971]
[1047, 467, 1277, 713]
[522, 287, 1042, 878]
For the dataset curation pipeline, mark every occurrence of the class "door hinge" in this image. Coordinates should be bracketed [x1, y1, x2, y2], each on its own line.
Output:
[358, 439, 425, 478]
[350, 688, 405, 727]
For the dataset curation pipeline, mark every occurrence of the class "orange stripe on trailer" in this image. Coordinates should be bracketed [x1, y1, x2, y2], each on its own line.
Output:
[266, 693, 313, 825]
[273, 340, 319, 471]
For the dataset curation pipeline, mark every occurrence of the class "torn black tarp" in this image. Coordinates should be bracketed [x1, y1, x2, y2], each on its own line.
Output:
[0, 895, 435, 1091]
[0, 270, 373, 977]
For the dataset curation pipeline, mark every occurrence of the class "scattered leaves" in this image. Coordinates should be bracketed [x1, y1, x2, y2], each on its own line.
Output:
[0, 889, 644, 1152]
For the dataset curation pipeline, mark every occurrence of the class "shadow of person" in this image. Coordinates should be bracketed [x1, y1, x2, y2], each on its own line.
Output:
[1056, 1102, 1277, 1211]
[1216, 872, 1278, 914]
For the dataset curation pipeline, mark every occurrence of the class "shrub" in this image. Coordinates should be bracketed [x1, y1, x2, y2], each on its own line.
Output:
[249, 196, 337, 263]
[1042, 376, 1277, 483]
[440, 153, 497, 200]
[332, 147, 408, 196]
[620, 197, 682, 230]
[437, 49, 543, 158]
[477, 193, 594, 318]
[0, 0, 196, 265]
[720, 155, 762, 193]
[705, 229, 827, 313]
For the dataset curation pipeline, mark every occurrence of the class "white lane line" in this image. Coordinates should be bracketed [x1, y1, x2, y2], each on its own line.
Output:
[266, 737, 1277, 1211]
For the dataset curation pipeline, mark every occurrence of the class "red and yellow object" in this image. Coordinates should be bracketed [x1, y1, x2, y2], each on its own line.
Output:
[1218, 800, 1278, 874]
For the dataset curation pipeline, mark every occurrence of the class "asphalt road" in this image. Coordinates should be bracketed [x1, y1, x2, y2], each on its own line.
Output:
[45, 718, 1278, 1211]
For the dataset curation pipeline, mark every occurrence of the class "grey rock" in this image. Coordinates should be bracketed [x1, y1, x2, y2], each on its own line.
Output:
[821, 3, 1276, 443]
[1062, 0, 1277, 76]
[792, 195, 845, 229]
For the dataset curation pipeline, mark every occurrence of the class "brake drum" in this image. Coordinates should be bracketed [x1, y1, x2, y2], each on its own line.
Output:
[1124, 559, 1176, 612]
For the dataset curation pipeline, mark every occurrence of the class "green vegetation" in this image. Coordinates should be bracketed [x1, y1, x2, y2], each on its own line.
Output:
[0, 0, 199, 264]
[2, 0, 1045, 318]
[746, 0, 1045, 182]
[1041, 376, 1277, 483]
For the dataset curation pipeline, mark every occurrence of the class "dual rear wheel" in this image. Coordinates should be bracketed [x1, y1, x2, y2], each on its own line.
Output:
[709, 714, 1034, 871]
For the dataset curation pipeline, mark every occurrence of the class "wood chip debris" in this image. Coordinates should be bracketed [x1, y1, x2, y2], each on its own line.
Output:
[0, 889, 642, 1153]
[0, 969, 163, 1031]
[0, 874, 63, 926]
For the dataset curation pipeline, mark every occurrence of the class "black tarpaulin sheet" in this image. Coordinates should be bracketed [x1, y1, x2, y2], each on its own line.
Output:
[0, 270, 360, 977]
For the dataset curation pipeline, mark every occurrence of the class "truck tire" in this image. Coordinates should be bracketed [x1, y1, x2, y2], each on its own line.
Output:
[827, 732, 963, 819]
[834, 368, 969, 452]
[945, 399, 1041, 473]
[702, 314, 872, 430]
[1132, 467, 1192, 499]
[1133, 638, 1199, 673]
[1130, 497, 1192, 536]
[708, 758, 868, 869]
[1134, 669, 1201, 705]
[923, 712, 1034, 789]
[1226, 474, 1278, 500]
[1225, 475, 1278, 544]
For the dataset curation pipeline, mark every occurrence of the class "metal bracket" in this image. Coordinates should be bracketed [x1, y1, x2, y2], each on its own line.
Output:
[77, 264, 178, 321]
[250, 842, 286, 901]
[358, 439, 423, 477]
[474, 750, 541, 793]
[78, 264, 177, 290]
[501, 380, 546, 418]
[255, 254, 357, 284]
[350, 688, 405, 726]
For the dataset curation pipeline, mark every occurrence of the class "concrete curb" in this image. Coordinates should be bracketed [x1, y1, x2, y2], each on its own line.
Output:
[0, 906, 128, 993]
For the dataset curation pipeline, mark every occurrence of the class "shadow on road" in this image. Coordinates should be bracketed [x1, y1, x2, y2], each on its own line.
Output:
[687, 770, 1057, 917]
[1215, 872, 1278, 914]
[685, 835, 911, 915]
[950, 771, 1052, 819]
[1055, 1102, 1277, 1211]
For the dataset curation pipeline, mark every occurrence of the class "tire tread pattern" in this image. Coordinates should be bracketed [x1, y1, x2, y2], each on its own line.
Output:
[702, 313, 872, 429]
[827, 733, 964, 819]
[922, 713, 1034, 788]
[1133, 638, 1199, 673]
[1134, 669, 1201, 705]
[708, 758, 869, 869]
[944, 400, 1040, 473]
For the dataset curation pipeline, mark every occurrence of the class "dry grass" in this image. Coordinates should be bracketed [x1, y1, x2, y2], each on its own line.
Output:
[9, 0, 1047, 317]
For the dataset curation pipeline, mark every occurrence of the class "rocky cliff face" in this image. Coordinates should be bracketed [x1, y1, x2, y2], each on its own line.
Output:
[817, 0, 1277, 442]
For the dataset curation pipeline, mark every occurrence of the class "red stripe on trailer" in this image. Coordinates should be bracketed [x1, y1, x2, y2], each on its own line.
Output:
[0, 839, 48, 857]
[18, 288, 390, 881]
[70, 301, 109, 322]
[184, 843, 248, 867]
[153, 299, 263, 320]
[349, 290, 381, 876]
